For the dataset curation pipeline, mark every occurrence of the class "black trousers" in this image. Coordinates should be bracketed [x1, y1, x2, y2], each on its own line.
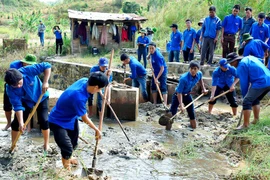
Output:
[56, 38, 63, 54]
[49, 120, 79, 159]
[3, 83, 12, 111]
[11, 97, 49, 131]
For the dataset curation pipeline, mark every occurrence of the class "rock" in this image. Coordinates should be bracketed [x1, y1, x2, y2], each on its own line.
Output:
[108, 149, 119, 155]
[97, 149, 103, 155]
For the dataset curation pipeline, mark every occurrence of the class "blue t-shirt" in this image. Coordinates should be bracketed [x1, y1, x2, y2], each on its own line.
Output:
[90, 65, 113, 82]
[243, 39, 269, 59]
[176, 71, 203, 94]
[137, 36, 149, 48]
[151, 50, 167, 76]
[236, 56, 270, 97]
[195, 28, 202, 44]
[183, 28, 196, 51]
[10, 60, 23, 69]
[6, 62, 51, 111]
[264, 19, 270, 47]
[202, 16, 222, 39]
[222, 14, 242, 34]
[49, 78, 90, 130]
[170, 30, 183, 51]
[212, 65, 237, 88]
[250, 22, 270, 42]
[129, 56, 147, 79]
[54, 30, 62, 39]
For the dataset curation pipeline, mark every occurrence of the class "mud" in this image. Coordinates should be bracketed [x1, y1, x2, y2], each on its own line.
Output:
[0, 96, 247, 180]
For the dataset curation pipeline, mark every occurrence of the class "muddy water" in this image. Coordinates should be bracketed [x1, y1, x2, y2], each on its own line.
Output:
[0, 92, 243, 180]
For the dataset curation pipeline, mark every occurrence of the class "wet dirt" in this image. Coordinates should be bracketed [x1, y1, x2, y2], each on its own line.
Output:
[0, 93, 245, 180]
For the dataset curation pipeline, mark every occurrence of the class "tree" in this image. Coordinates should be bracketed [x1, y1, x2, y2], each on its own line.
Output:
[122, 2, 141, 14]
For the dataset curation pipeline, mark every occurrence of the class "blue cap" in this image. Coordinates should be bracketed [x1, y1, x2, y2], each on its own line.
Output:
[99, 57, 109, 67]
[219, 58, 229, 69]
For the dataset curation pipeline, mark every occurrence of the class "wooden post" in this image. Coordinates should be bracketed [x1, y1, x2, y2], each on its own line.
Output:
[71, 18, 74, 54]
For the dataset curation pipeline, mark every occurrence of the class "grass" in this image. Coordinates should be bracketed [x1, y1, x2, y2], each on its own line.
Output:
[224, 111, 270, 179]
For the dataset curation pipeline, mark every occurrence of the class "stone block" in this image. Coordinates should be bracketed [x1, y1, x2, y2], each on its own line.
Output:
[110, 85, 139, 121]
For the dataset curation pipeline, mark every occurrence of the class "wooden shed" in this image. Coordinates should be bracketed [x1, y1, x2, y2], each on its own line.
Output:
[68, 9, 148, 54]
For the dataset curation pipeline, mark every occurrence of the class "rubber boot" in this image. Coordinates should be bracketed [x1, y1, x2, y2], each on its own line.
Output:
[62, 158, 71, 170]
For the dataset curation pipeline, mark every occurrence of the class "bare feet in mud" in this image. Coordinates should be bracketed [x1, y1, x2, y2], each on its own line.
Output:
[2, 123, 11, 131]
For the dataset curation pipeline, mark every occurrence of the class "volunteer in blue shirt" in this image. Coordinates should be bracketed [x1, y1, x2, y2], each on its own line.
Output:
[196, 18, 211, 63]
[265, 14, 270, 68]
[4, 61, 51, 152]
[208, 59, 239, 115]
[148, 42, 168, 105]
[2, 54, 37, 131]
[242, 33, 269, 61]
[53, 26, 63, 55]
[169, 61, 208, 130]
[88, 57, 112, 117]
[239, 7, 256, 44]
[49, 72, 107, 170]
[169, 23, 183, 62]
[227, 52, 270, 130]
[250, 13, 270, 43]
[200, 6, 222, 65]
[195, 19, 204, 52]
[183, 19, 196, 63]
[121, 53, 148, 101]
[221, 4, 242, 58]
[137, 29, 149, 68]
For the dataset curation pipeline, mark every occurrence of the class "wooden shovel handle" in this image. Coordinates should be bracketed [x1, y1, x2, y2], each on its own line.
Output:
[98, 49, 114, 131]
[10, 93, 45, 152]
[148, 58, 168, 110]
[208, 90, 231, 102]
[170, 93, 205, 120]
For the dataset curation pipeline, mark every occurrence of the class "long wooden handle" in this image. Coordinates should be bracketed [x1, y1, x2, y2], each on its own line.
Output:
[91, 49, 114, 169]
[170, 93, 205, 120]
[148, 58, 168, 110]
[98, 49, 114, 131]
[208, 90, 230, 102]
[10, 93, 45, 152]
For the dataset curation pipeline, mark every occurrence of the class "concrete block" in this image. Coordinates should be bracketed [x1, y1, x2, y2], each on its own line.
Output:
[110, 85, 139, 121]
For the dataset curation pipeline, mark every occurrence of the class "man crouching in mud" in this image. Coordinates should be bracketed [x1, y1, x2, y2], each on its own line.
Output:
[169, 61, 208, 130]
[4, 62, 51, 153]
[48, 72, 108, 170]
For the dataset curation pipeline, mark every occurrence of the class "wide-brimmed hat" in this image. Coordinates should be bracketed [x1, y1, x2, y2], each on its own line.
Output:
[20, 54, 37, 65]
[170, 23, 178, 29]
[140, 29, 146, 33]
[226, 52, 243, 64]
[219, 58, 229, 69]
[242, 33, 253, 41]
[198, 18, 204, 26]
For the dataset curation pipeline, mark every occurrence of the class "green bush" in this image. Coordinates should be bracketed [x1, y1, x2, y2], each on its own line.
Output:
[61, 36, 71, 55]
[122, 2, 142, 14]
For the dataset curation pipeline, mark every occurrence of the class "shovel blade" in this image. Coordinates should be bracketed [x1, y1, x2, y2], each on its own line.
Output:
[81, 167, 104, 177]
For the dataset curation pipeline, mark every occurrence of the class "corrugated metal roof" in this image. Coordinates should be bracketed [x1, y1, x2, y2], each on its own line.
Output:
[68, 9, 147, 22]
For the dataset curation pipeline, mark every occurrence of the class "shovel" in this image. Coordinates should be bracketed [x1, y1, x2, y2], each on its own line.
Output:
[148, 57, 169, 111]
[99, 92, 130, 142]
[194, 90, 230, 109]
[82, 49, 114, 177]
[159, 93, 205, 129]
[10, 93, 45, 153]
